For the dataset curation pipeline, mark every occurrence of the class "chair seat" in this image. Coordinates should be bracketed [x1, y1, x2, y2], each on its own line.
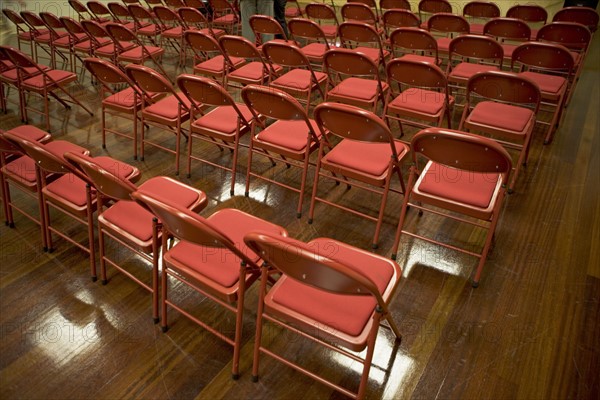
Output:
[414, 161, 502, 212]
[2, 155, 37, 186]
[519, 71, 567, 95]
[119, 45, 165, 62]
[103, 87, 140, 109]
[353, 46, 389, 65]
[214, 14, 237, 25]
[44, 140, 88, 161]
[255, 119, 321, 154]
[501, 44, 516, 58]
[321, 25, 338, 38]
[144, 94, 191, 122]
[469, 23, 485, 35]
[229, 61, 271, 83]
[162, 26, 183, 38]
[194, 55, 245, 75]
[22, 70, 77, 90]
[388, 88, 447, 115]
[100, 176, 204, 243]
[436, 37, 451, 52]
[449, 63, 499, 80]
[328, 77, 387, 102]
[96, 41, 136, 56]
[74, 40, 93, 52]
[166, 209, 285, 289]
[400, 54, 439, 65]
[323, 139, 408, 178]
[44, 173, 88, 209]
[7, 124, 51, 142]
[267, 237, 395, 338]
[191, 104, 254, 138]
[1, 65, 50, 83]
[271, 69, 326, 91]
[466, 101, 534, 134]
[137, 24, 161, 36]
[300, 42, 327, 61]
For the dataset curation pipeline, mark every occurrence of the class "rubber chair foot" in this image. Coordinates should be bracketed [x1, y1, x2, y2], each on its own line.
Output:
[308, 218, 313, 224]
[391, 253, 397, 261]
[187, 174, 191, 178]
[251, 375, 259, 383]
[371, 243, 378, 249]
[230, 190, 234, 196]
[471, 280, 479, 288]
[47, 248, 55, 253]
[91, 276, 97, 282]
[161, 325, 169, 333]
[153, 317, 159, 324]
[244, 191, 249, 197]
[43, 247, 48, 252]
[231, 373, 240, 380]
[101, 279, 108, 285]
[296, 212, 301, 218]
[102, 145, 106, 149]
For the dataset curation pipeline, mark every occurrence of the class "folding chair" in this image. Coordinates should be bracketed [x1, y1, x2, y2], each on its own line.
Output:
[165, 0, 185, 9]
[130, 190, 287, 379]
[128, 3, 164, 45]
[176, 74, 254, 193]
[511, 42, 574, 144]
[382, 9, 420, 36]
[178, 6, 222, 36]
[340, 3, 383, 35]
[2, 9, 36, 57]
[126, 64, 192, 174]
[389, 27, 440, 65]
[262, 41, 326, 112]
[322, 48, 389, 113]
[20, 11, 54, 66]
[64, 151, 207, 322]
[305, 3, 340, 42]
[107, 2, 138, 31]
[207, 0, 241, 35]
[105, 22, 168, 78]
[0, 126, 51, 235]
[6, 132, 140, 280]
[285, 0, 304, 19]
[245, 231, 403, 400]
[446, 34, 503, 102]
[241, 84, 324, 217]
[482, 17, 531, 62]
[426, 13, 470, 55]
[59, 17, 95, 77]
[287, 18, 331, 70]
[338, 21, 390, 70]
[153, 6, 187, 65]
[39, 12, 73, 71]
[553, 6, 599, 33]
[80, 19, 133, 65]
[506, 4, 547, 39]
[309, 102, 409, 248]
[2, 46, 94, 132]
[249, 14, 289, 50]
[459, 71, 540, 192]
[418, 0, 452, 28]
[218, 35, 282, 93]
[68, 0, 93, 21]
[87, 1, 115, 25]
[462, 1, 500, 35]
[384, 58, 453, 138]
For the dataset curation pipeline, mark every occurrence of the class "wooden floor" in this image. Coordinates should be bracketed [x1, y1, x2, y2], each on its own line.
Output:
[1, 4, 599, 399]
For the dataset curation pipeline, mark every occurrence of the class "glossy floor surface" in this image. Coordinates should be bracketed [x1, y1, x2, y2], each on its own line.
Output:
[1, 2, 599, 399]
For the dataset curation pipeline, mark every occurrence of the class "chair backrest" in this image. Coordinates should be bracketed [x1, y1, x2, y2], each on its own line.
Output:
[341, 3, 379, 26]
[380, 0, 411, 11]
[60, 16, 87, 37]
[506, 4, 547, 23]
[3, 9, 28, 29]
[483, 17, 531, 41]
[262, 41, 313, 70]
[249, 14, 287, 42]
[107, 2, 132, 22]
[382, 9, 420, 30]
[511, 41, 575, 71]
[428, 13, 470, 35]
[130, 190, 250, 261]
[178, 6, 211, 30]
[2, 45, 41, 70]
[338, 21, 384, 49]
[288, 18, 330, 45]
[105, 22, 138, 45]
[418, 0, 452, 18]
[184, 29, 224, 58]
[69, 0, 91, 19]
[63, 151, 137, 201]
[153, 5, 181, 25]
[323, 47, 381, 77]
[176, 73, 238, 110]
[3, 132, 73, 175]
[219, 34, 263, 60]
[463, 1, 500, 19]
[87, 1, 113, 21]
[411, 127, 512, 177]
[241, 84, 316, 137]
[165, 0, 185, 8]
[389, 27, 438, 59]
[449, 34, 503, 65]
[128, 3, 155, 21]
[466, 70, 540, 111]
[21, 11, 46, 32]
[536, 22, 591, 51]
[81, 19, 112, 45]
[244, 231, 386, 300]
[386, 58, 448, 91]
[84, 57, 140, 92]
[314, 101, 394, 144]
[553, 6, 599, 32]
[125, 63, 180, 99]
[305, 3, 338, 23]
[39, 12, 65, 33]
[207, 0, 239, 22]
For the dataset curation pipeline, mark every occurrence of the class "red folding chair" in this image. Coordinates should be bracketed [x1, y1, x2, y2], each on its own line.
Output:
[207, 0, 241, 35]
[2, 46, 94, 132]
[338, 21, 390, 70]
[462, 1, 500, 35]
[389, 27, 440, 65]
[553, 6, 599, 33]
[87, 1, 115, 25]
[153, 5, 186, 65]
[64, 151, 207, 322]
[511, 41, 574, 144]
[285, 0, 304, 18]
[0, 125, 51, 235]
[184, 30, 245, 85]
[80, 19, 134, 64]
[39, 12, 73, 71]
[506, 4, 547, 39]
[418, 0, 452, 28]
[459, 71, 540, 192]
[426, 13, 470, 55]
[2, 9, 36, 57]
[384, 58, 453, 138]
[305, 3, 340, 42]
[482, 17, 531, 62]
[241, 84, 324, 217]
[176, 74, 254, 193]
[249, 14, 289, 49]
[126, 64, 192, 174]
[245, 231, 403, 400]
[20, 11, 54, 66]
[322, 48, 389, 113]
[107, 2, 138, 31]
[392, 127, 512, 287]
[68, 0, 93, 21]
[59, 17, 94, 77]
[287, 18, 331, 70]
[262, 41, 326, 112]
[340, 3, 383, 35]
[130, 189, 287, 379]
[380, 0, 411, 12]
[309, 102, 409, 248]
[127, 3, 164, 45]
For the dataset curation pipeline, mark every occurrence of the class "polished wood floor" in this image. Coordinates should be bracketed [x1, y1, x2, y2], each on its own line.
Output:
[1, 4, 599, 399]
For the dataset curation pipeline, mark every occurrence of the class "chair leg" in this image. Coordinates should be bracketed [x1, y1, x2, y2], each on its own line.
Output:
[391, 168, 416, 260]
[471, 205, 503, 287]
[151, 217, 160, 323]
[229, 133, 240, 196]
[231, 264, 247, 380]
[356, 313, 383, 400]
[251, 266, 270, 382]
[296, 154, 310, 218]
[99, 225, 108, 285]
[160, 264, 169, 332]
[86, 185, 97, 282]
